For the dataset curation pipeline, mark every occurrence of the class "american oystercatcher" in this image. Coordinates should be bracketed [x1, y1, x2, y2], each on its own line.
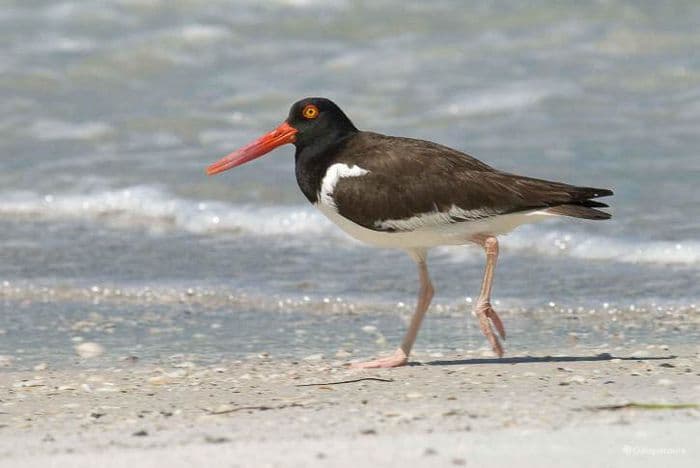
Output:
[207, 97, 613, 368]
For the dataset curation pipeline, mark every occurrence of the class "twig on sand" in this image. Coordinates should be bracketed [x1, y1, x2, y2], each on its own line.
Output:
[586, 402, 699, 411]
[295, 377, 394, 387]
[202, 402, 304, 415]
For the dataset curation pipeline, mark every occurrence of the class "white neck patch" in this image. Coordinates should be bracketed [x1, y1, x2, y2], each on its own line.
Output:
[319, 163, 369, 208]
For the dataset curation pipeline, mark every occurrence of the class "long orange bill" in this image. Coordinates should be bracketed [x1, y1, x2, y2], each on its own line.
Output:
[206, 121, 298, 175]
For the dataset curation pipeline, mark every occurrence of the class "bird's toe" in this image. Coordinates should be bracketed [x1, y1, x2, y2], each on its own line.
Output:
[350, 349, 408, 369]
[475, 302, 506, 357]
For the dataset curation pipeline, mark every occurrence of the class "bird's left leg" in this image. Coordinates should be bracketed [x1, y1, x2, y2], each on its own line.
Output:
[472, 235, 506, 357]
[352, 249, 434, 369]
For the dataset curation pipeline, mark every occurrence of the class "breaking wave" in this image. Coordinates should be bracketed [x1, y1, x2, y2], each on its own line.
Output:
[1, 186, 697, 266]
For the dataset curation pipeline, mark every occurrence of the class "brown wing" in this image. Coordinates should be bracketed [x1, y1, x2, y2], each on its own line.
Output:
[331, 132, 612, 232]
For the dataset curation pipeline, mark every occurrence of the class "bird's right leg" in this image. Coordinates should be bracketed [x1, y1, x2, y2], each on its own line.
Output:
[352, 249, 434, 369]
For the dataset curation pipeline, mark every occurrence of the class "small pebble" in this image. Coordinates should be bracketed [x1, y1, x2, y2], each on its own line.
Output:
[657, 378, 674, 386]
[96, 386, 119, 393]
[335, 349, 352, 358]
[172, 361, 196, 369]
[0, 355, 14, 367]
[148, 375, 171, 385]
[166, 370, 187, 378]
[75, 342, 104, 359]
[204, 435, 230, 444]
[303, 354, 323, 362]
[210, 404, 235, 414]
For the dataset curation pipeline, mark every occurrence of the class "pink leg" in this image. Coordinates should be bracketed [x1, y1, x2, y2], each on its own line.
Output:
[473, 235, 506, 357]
[352, 250, 434, 369]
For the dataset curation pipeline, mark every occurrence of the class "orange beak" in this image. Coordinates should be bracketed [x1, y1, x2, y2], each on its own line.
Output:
[206, 121, 298, 175]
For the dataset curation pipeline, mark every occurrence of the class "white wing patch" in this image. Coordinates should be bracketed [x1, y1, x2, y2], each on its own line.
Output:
[319, 163, 369, 208]
[374, 204, 494, 232]
[527, 209, 560, 217]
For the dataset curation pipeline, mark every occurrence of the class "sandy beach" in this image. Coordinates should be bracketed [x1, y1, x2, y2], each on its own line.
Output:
[2, 344, 698, 467]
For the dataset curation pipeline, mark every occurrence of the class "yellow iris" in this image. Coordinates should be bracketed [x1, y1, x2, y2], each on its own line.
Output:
[302, 104, 319, 119]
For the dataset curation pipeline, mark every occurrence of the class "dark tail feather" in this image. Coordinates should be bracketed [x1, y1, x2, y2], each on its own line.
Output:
[578, 199, 609, 208]
[572, 187, 614, 200]
[506, 175, 613, 219]
[546, 204, 611, 220]
[549, 185, 613, 219]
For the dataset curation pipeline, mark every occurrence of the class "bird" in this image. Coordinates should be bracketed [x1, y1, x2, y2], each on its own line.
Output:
[206, 97, 613, 368]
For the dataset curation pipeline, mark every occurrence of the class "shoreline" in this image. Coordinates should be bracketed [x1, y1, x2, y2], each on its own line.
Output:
[2, 345, 698, 466]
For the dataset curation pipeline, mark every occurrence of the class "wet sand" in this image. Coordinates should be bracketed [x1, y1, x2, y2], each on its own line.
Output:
[1, 345, 698, 467]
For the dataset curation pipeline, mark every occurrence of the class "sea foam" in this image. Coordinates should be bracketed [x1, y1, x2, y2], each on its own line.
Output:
[0, 186, 697, 266]
[0, 186, 333, 237]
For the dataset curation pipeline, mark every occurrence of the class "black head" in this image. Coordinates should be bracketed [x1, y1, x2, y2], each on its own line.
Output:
[206, 97, 358, 176]
[286, 97, 358, 149]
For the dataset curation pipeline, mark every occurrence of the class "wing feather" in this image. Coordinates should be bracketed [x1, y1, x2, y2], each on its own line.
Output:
[329, 132, 612, 232]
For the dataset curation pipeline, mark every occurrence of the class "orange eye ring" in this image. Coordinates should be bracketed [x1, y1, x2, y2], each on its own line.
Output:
[302, 104, 319, 119]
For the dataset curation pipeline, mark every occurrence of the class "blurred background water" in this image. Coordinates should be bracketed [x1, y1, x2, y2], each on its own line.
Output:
[1, 1, 698, 367]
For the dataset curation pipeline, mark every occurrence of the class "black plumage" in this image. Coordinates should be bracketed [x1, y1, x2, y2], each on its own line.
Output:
[287, 99, 612, 232]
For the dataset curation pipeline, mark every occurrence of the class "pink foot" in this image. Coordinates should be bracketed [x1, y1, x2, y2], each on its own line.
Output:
[350, 349, 408, 369]
[475, 301, 506, 357]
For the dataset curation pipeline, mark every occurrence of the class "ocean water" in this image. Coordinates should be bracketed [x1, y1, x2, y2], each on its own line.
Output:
[1, 1, 699, 367]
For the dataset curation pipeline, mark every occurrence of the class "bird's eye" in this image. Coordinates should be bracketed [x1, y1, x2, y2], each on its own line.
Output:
[302, 104, 319, 119]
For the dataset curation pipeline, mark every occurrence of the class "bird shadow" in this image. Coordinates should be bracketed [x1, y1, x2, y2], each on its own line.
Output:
[419, 353, 677, 367]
